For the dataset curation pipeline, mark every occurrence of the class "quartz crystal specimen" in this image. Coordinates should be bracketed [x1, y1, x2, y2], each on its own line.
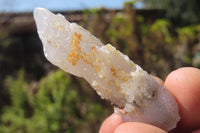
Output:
[33, 8, 180, 131]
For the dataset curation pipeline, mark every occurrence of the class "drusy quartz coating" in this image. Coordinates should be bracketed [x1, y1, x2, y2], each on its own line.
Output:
[33, 7, 180, 131]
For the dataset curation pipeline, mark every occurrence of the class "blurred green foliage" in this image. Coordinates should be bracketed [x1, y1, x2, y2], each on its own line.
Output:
[0, 70, 110, 133]
[123, 0, 138, 7]
[104, 9, 199, 77]
[177, 25, 199, 42]
[106, 13, 134, 51]
[83, 8, 101, 15]
[140, 0, 200, 26]
[150, 19, 172, 43]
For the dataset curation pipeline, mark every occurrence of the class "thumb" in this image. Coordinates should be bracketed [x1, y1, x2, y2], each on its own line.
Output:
[114, 122, 167, 133]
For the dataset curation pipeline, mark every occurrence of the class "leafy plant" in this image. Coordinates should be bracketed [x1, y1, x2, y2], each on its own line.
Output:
[0, 70, 110, 133]
[150, 19, 172, 43]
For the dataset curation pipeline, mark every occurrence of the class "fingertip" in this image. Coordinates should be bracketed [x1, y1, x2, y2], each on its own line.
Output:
[99, 113, 124, 133]
[114, 122, 167, 133]
[165, 67, 200, 129]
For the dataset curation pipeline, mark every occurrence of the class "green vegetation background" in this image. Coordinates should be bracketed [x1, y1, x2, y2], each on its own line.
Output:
[0, 1, 200, 133]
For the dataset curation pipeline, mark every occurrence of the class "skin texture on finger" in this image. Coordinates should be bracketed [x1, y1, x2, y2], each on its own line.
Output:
[165, 67, 200, 130]
[99, 113, 124, 133]
[114, 122, 167, 133]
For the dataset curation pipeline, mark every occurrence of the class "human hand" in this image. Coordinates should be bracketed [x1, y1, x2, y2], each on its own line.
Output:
[99, 67, 200, 133]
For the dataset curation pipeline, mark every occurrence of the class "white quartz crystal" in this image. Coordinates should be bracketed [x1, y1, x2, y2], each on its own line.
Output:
[33, 7, 180, 131]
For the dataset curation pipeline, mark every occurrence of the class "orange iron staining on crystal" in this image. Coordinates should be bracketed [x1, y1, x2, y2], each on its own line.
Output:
[67, 32, 95, 66]
[67, 32, 82, 66]
[110, 66, 116, 76]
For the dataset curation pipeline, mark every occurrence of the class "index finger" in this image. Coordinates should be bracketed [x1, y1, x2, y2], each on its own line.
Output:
[99, 113, 124, 133]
